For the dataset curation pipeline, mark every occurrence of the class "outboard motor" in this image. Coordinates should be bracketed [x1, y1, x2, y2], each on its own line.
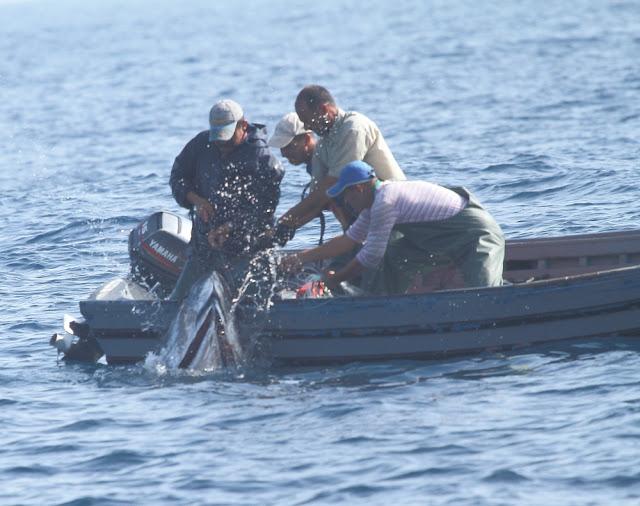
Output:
[128, 211, 192, 296]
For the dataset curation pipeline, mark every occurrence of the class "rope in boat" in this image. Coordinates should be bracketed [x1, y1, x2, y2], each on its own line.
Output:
[301, 182, 325, 246]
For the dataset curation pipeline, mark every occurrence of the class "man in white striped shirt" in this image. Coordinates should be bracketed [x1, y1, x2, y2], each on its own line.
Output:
[282, 161, 505, 295]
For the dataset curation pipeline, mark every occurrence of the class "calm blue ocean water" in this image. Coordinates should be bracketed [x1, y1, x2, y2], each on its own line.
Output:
[1, 0, 640, 504]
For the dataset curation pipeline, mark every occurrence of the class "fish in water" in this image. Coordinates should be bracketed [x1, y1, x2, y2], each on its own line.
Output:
[151, 271, 241, 371]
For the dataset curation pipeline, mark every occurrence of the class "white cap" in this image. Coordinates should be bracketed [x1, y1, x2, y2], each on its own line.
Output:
[268, 112, 311, 148]
[209, 99, 244, 142]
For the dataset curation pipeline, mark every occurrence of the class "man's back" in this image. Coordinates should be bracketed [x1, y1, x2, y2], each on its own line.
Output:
[315, 110, 406, 182]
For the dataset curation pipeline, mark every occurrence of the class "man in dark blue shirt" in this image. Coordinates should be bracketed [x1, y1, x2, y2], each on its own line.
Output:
[169, 99, 284, 300]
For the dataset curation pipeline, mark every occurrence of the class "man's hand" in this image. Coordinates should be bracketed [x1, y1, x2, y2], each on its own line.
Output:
[187, 192, 214, 223]
[279, 253, 303, 273]
[194, 198, 214, 223]
[208, 223, 232, 249]
[274, 222, 296, 247]
[323, 270, 340, 291]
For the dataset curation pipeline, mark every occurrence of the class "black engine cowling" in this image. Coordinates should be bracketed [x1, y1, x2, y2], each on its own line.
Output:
[128, 211, 192, 296]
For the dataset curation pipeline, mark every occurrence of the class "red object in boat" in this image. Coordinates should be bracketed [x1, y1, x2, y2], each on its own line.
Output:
[296, 280, 328, 299]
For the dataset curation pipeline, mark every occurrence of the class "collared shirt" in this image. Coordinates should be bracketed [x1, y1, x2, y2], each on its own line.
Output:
[314, 109, 406, 183]
[346, 181, 468, 268]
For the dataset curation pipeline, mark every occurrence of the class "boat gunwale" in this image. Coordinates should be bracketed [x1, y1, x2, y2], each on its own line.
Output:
[79, 264, 640, 337]
[79, 263, 640, 310]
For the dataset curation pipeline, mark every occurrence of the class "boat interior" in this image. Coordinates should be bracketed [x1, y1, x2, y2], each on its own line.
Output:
[126, 212, 640, 299]
[504, 229, 640, 283]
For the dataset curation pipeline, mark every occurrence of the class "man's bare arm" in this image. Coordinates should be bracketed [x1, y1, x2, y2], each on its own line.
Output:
[186, 191, 214, 223]
[324, 257, 365, 290]
[278, 176, 337, 229]
[280, 234, 358, 272]
[297, 234, 357, 264]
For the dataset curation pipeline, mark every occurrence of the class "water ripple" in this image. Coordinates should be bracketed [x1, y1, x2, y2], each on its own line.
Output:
[79, 450, 148, 472]
[4, 464, 56, 476]
[483, 468, 530, 483]
[26, 217, 139, 244]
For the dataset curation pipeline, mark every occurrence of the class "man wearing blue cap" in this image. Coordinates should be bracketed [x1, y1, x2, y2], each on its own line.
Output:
[169, 99, 284, 300]
[282, 161, 504, 295]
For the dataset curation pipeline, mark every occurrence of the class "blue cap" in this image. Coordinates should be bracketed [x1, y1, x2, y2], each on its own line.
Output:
[326, 161, 375, 198]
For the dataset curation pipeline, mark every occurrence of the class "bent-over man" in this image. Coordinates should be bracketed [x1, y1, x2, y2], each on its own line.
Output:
[268, 112, 351, 242]
[268, 111, 317, 173]
[282, 161, 504, 295]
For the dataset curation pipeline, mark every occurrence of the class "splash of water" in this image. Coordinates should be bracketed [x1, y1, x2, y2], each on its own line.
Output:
[232, 250, 278, 315]
[144, 251, 280, 375]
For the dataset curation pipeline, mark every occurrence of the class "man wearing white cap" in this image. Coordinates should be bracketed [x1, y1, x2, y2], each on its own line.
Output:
[268, 112, 345, 244]
[169, 99, 284, 300]
[268, 112, 317, 172]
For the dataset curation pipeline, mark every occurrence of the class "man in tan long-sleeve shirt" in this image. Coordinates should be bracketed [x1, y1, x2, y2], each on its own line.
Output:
[273, 85, 406, 246]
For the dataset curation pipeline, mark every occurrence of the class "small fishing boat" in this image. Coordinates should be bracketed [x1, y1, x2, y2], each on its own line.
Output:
[52, 212, 640, 365]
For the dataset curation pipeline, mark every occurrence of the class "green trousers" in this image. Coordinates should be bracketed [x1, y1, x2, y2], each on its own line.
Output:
[363, 187, 505, 295]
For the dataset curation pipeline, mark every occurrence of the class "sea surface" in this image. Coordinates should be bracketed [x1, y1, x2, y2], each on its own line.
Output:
[1, 0, 640, 504]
